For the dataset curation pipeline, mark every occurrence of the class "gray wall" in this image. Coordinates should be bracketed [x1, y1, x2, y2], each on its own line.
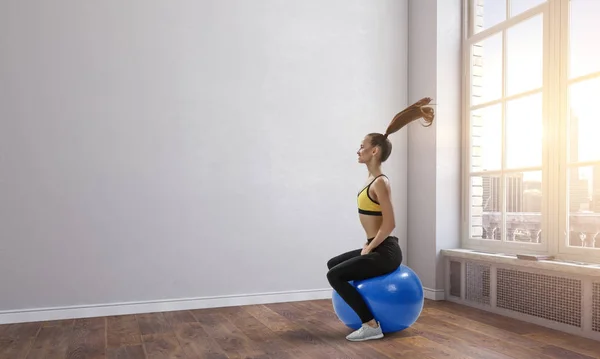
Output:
[407, 0, 462, 291]
[0, 0, 410, 311]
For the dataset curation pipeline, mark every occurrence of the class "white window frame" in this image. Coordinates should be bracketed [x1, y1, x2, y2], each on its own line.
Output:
[460, 0, 600, 264]
[556, 0, 600, 262]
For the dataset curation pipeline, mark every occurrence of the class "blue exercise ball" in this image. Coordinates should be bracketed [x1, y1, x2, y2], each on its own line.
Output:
[332, 264, 424, 333]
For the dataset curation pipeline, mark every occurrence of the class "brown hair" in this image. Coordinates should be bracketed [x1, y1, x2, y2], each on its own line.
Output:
[368, 97, 435, 163]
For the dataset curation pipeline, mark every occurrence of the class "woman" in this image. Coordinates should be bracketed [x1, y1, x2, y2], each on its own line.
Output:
[326, 97, 435, 342]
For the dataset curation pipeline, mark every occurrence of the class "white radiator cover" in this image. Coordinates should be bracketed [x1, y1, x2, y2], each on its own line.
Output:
[444, 255, 600, 342]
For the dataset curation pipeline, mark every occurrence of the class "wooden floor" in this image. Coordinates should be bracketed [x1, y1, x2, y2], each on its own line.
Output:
[1, 299, 599, 359]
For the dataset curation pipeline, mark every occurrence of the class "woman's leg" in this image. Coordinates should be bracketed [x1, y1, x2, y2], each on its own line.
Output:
[327, 249, 362, 270]
[327, 252, 396, 324]
[326, 238, 402, 341]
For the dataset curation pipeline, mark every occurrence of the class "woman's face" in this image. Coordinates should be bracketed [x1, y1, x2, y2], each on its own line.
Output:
[357, 136, 376, 163]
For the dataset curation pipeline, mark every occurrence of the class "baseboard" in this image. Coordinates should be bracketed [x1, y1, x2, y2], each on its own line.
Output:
[423, 287, 445, 300]
[0, 288, 333, 325]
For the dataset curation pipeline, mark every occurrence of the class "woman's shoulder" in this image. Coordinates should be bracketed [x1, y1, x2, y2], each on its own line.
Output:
[371, 174, 391, 190]
[374, 173, 390, 183]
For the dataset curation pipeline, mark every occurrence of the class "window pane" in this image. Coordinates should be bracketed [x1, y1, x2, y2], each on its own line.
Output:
[473, 0, 506, 34]
[569, 0, 600, 79]
[509, 0, 546, 17]
[567, 165, 600, 248]
[506, 14, 544, 96]
[506, 92, 543, 169]
[471, 104, 502, 172]
[569, 78, 600, 163]
[471, 174, 501, 240]
[505, 171, 542, 243]
[471, 33, 502, 106]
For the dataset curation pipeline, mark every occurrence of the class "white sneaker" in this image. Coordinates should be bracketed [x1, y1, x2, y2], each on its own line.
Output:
[345, 322, 384, 342]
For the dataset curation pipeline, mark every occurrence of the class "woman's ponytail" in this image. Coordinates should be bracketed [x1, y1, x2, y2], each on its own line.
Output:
[367, 97, 435, 163]
[384, 97, 435, 137]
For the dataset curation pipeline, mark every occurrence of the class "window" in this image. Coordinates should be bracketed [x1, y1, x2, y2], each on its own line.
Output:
[462, 0, 600, 263]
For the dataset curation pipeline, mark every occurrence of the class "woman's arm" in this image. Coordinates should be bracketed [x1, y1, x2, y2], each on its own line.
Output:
[364, 177, 396, 253]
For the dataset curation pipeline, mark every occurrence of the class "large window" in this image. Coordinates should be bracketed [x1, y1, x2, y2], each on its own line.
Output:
[462, 0, 600, 262]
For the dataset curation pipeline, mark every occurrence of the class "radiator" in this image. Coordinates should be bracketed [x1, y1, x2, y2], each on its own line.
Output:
[445, 257, 600, 341]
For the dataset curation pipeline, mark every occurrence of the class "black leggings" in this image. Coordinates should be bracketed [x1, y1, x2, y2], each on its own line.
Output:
[326, 236, 402, 323]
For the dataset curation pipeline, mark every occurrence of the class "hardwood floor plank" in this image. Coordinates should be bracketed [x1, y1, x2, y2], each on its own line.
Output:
[411, 321, 515, 359]
[0, 337, 37, 359]
[106, 344, 146, 359]
[40, 319, 74, 328]
[242, 304, 299, 333]
[310, 298, 334, 311]
[433, 300, 600, 359]
[106, 315, 142, 349]
[247, 348, 310, 359]
[399, 335, 480, 359]
[142, 333, 186, 359]
[193, 311, 266, 358]
[524, 332, 600, 359]
[0, 323, 41, 359]
[429, 300, 546, 334]
[162, 310, 197, 327]
[417, 314, 557, 359]
[136, 313, 171, 336]
[367, 338, 431, 358]
[172, 322, 228, 359]
[65, 317, 106, 359]
[229, 307, 297, 354]
[539, 344, 596, 359]
[423, 307, 546, 349]
[25, 325, 73, 359]
[245, 304, 355, 359]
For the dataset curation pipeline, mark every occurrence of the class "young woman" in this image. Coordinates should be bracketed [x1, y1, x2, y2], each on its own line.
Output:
[326, 97, 435, 342]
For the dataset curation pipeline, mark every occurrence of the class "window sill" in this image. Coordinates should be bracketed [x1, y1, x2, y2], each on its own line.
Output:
[442, 248, 600, 277]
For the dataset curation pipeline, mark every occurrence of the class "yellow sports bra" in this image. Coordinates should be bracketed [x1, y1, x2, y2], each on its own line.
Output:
[357, 174, 387, 216]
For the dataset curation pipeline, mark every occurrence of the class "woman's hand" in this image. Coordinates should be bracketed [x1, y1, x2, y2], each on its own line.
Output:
[361, 243, 372, 255]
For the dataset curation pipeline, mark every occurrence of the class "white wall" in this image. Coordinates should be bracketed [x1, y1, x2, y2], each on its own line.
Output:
[435, 0, 462, 290]
[407, 0, 462, 294]
[0, 0, 409, 315]
[407, 0, 438, 290]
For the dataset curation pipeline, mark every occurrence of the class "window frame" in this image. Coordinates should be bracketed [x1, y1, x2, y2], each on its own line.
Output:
[460, 0, 600, 263]
[556, 0, 600, 262]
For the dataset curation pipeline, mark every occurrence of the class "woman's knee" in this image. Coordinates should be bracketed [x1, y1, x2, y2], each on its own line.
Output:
[327, 254, 345, 269]
[326, 257, 337, 270]
[326, 267, 335, 280]
[326, 267, 341, 285]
